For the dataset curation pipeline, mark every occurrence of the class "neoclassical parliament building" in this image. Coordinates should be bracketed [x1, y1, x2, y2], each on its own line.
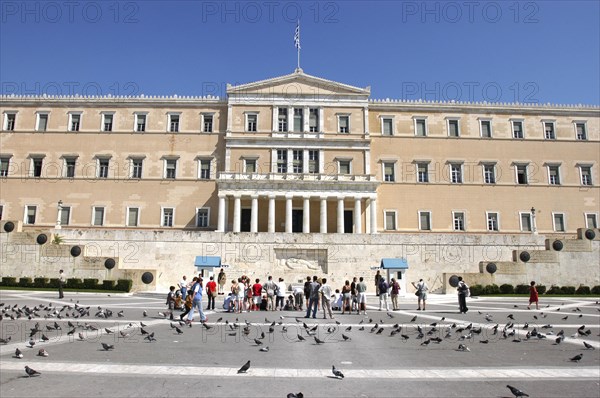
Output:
[1, 70, 599, 291]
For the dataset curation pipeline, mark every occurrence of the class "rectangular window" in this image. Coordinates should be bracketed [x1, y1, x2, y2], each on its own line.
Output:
[382, 118, 393, 136]
[60, 206, 70, 226]
[480, 120, 492, 138]
[169, 114, 180, 132]
[487, 212, 499, 231]
[98, 158, 109, 178]
[339, 160, 351, 175]
[586, 213, 598, 229]
[93, 207, 105, 226]
[278, 108, 288, 132]
[162, 208, 174, 227]
[580, 166, 592, 186]
[516, 164, 528, 185]
[419, 211, 431, 231]
[199, 159, 211, 179]
[131, 158, 143, 179]
[244, 158, 256, 173]
[553, 213, 565, 232]
[453, 212, 465, 231]
[31, 157, 43, 177]
[575, 122, 587, 140]
[544, 122, 555, 139]
[64, 157, 76, 178]
[247, 114, 257, 132]
[417, 163, 429, 183]
[136, 114, 146, 132]
[196, 208, 209, 228]
[548, 165, 560, 185]
[276, 150, 287, 173]
[0, 157, 10, 177]
[512, 120, 524, 139]
[25, 205, 37, 225]
[448, 119, 460, 137]
[309, 108, 319, 132]
[383, 162, 395, 182]
[450, 163, 462, 184]
[293, 108, 303, 132]
[415, 118, 427, 136]
[483, 164, 496, 184]
[69, 114, 81, 131]
[4, 113, 16, 131]
[103, 114, 113, 132]
[0, 204, 3, 220]
[127, 207, 139, 227]
[292, 150, 303, 173]
[520, 212, 532, 232]
[37, 113, 48, 131]
[203, 114, 213, 133]
[384, 211, 396, 231]
[165, 159, 177, 179]
[308, 150, 319, 173]
[338, 115, 349, 133]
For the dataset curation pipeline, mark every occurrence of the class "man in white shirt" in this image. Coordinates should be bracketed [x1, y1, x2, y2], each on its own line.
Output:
[179, 275, 188, 300]
[276, 278, 287, 311]
[318, 278, 334, 319]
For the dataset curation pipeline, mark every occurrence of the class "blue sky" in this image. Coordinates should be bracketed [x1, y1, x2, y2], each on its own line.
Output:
[1, 1, 599, 104]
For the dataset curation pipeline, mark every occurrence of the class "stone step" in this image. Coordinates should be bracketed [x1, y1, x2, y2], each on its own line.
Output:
[478, 261, 526, 275]
[577, 227, 600, 241]
[80, 256, 121, 270]
[3, 231, 53, 245]
[512, 249, 559, 263]
[545, 238, 592, 252]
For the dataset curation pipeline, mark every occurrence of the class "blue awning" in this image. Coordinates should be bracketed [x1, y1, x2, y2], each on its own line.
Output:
[380, 258, 408, 269]
[194, 256, 221, 268]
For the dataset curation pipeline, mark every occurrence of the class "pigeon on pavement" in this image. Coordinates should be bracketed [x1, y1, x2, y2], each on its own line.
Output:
[24, 365, 41, 377]
[570, 354, 583, 362]
[332, 365, 344, 379]
[506, 385, 529, 397]
[583, 342, 595, 350]
[287, 393, 304, 398]
[101, 343, 114, 351]
[37, 349, 49, 357]
[259, 346, 269, 352]
[237, 360, 251, 373]
[14, 348, 23, 358]
[314, 336, 325, 344]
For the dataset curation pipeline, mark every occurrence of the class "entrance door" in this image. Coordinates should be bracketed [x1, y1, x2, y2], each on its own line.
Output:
[344, 210, 353, 233]
[241, 209, 251, 232]
[292, 210, 303, 232]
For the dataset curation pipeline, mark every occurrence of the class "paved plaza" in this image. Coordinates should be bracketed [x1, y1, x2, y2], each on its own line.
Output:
[0, 290, 599, 398]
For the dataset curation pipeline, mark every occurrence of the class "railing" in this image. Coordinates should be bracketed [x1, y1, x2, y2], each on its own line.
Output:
[218, 172, 376, 182]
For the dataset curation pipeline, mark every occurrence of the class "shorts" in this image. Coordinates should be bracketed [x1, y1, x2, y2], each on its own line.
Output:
[419, 292, 428, 300]
[357, 292, 366, 304]
[253, 296, 261, 304]
[343, 293, 351, 300]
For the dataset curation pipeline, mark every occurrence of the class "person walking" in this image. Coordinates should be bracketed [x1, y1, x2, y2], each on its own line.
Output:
[305, 276, 320, 319]
[457, 276, 469, 314]
[341, 280, 352, 314]
[527, 281, 539, 310]
[205, 276, 217, 310]
[390, 278, 400, 310]
[356, 276, 368, 315]
[378, 277, 390, 311]
[375, 270, 382, 296]
[319, 278, 334, 319]
[412, 279, 428, 311]
[58, 269, 65, 299]
[186, 277, 207, 323]
[217, 268, 226, 295]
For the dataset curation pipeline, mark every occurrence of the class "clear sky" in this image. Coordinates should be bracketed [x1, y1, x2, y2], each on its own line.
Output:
[1, 0, 599, 104]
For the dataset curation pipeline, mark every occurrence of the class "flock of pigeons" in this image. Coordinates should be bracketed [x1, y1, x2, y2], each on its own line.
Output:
[1, 299, 599, 397]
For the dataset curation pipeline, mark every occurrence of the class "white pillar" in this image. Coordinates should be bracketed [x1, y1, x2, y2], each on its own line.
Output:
[369, 198, 378, 234]
[250, 195, 258, 233]
[354, 198, 362, 234]
[55, 201, 63, 230]
[303, 196, 310, 233]
[224, 197, 229, 231]
[337, 197, 345, 233]
[320, 197, 327, 233]
[233, 195, 241, 233]
[217, 195, 226, 232]
[285, 195, 293, 233]
[268, 195, 276, 233]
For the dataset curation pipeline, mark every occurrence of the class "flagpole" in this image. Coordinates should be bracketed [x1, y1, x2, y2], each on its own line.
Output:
[294, 20, 301, 71]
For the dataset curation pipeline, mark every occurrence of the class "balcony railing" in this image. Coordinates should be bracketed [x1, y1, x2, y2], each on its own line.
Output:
[218, 172, 376, 182]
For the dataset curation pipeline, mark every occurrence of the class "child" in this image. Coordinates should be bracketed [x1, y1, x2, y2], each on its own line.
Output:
[166, 286, 176, 319]
[223, 292, 235, 313]
[180, 293, 193, 320]
[528, 281, 539, 310]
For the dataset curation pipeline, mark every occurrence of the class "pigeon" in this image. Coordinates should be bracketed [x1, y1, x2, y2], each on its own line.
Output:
[342, 334, 351, 341]
[297, 334, 305, 342]
[67, 328, 76, 336]
[555, 336, 563, 345]
[458, 344, 470, 352]
[175, 327, 183, 335]
[506, 384, 529, 397]
[314, 336, 325, 344]
[259, 346, 269, 352]
[420, 339, 431, 346]
[37, 349, 48, 357]
[78, 332, 85, 341]
[119, 331, 130, 338]
[144, 333, 156, 342]
[254, 339, 263, 346]
[0, 336, 12, 344]
[101, 343, 114, 351]
[479, 340, 489, 344]
[332, 365, 344, 379]
[143, 311, 147, 317]
[237, 360, 251, 373]
[41, 334, 49, 342]
[410, 315, 417, 322]
[570, 354, 583, 362]
[401, 334, 409, 340]
[507, 314, 514, 320]
[28, 339, 35, 348]
[24, 365, 41, 377]
[583, 342, 595, 350]
[140, 328, 149, 335]
[287, 393, 304, 398]
[562, 316, 568, 320]
[117, 311, 124, 318]
[345, 326, 352, 332]
[14, 348, 23, 358]
[376, 328, 384, 335]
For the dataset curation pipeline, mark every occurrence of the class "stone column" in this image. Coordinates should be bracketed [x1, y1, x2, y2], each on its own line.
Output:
[217, 194, 226, 232]
[354, 198, 362, 234]
[320, 197, 327, 233]
[268, 195, 276, 233]
[303, 196, 310, 233]
[285, 195, 293, 233]
[337, 197, 345, 233]
[369, 198, 378, 234]
[233, 195, 241, 233]
[250, 195, 258, 232]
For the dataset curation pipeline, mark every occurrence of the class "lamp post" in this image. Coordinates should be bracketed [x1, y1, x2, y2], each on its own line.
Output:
[531, 207, 537, 235]
[56, 200, 63, 230]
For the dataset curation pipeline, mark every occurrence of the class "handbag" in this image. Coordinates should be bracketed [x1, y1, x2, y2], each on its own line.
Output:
[415, 289, 422, 296]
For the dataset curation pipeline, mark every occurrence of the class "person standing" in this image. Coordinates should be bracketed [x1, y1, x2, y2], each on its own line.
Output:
[378, 277, 390, 311]
[305, 276, 320, 319]
[341, 280, 352, 315]
[350, 276, 358, 313]
[263, 276, 277, 311]
[390, 278, 400, 310]
[217, 268, 226, 295]
[252, 279, 262, 311]
[58, 269, 65, 299]
[205, 276, 217, 310]
[356, 277, 367, 315]
[303, 276, 312, 310]
[276, 278, 287, 311]
[412, 279, 428, 311]
[375, 270, 382, 296]
[293, 285, 304, 310]
[235, 277, 245, 313]
[179, 275, 188, 301]
[186, 277, 207, 323]
[319, 278, 334, 319]
[457, 276, 469, 314]
[527, 281, 539, 310]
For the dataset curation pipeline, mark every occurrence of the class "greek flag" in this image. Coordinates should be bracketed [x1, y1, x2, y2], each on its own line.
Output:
[294, 21, 300, 49]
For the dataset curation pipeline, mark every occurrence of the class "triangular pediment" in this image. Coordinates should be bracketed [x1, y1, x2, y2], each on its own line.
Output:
[227, 69, 370, 98]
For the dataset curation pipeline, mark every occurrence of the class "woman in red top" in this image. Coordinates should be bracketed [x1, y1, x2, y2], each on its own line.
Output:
[252, 279, 262, 311]
[206, 276, 217, 310]
[527, 281, 539, 310]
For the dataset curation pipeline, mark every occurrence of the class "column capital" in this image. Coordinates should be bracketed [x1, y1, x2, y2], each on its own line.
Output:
[285, 194, 294, 200]
[250, 194, 259, 200]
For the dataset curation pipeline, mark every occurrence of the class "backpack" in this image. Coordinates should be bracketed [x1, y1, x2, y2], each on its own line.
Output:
[379, 281, 388, 294]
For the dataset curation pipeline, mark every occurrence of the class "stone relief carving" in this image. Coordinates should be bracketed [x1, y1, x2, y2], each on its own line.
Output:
[284, 257, 319, 270]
